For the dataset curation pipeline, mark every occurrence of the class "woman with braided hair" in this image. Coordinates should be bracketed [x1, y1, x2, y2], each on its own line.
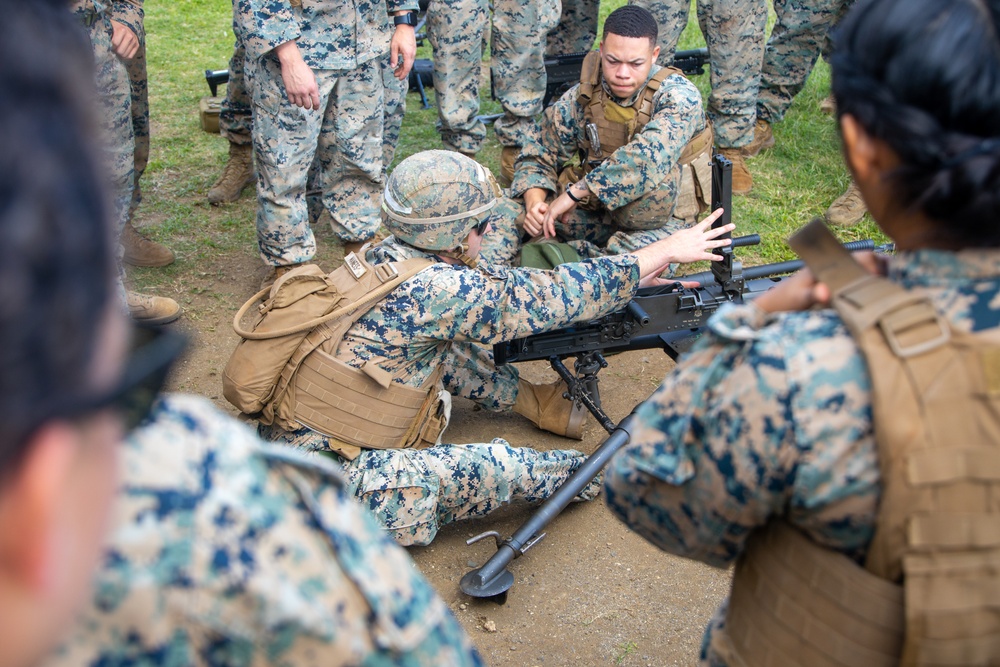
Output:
[604, 0, 1000, 664]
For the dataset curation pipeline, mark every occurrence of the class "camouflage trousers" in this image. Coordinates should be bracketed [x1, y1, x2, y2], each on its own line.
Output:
[440, 340, 520, 412]
[259, 424, 601, 548]
[633, 0, 768, 148]
[251, 55, 385, 266]
[427, 0, 560, 152]
[220, 38, 253, 146]
[756, 0, 854, 124]
[546, 0, 600, 56]
[479, 194, 689, 267]
[83, 13, 133, 239]
[125, 41, 148, 218]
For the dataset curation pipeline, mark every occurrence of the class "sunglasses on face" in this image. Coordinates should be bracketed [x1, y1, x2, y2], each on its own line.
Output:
[23, 325, 186, 442]
[474, 217, 490, 235]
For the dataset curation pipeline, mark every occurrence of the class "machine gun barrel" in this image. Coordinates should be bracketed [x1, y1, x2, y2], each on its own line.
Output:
[461, 409, 643, 601]
[680, 238, 882, 286]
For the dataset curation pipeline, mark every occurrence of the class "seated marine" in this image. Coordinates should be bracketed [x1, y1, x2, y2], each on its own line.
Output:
[480, 4, 715, 268]
[2, 5, 481, 665]
[228, 149, 733, 546]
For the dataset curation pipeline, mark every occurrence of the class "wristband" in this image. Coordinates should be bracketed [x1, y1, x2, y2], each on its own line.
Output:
[393, 12, 418, 26]
[566, 184, 585, 203]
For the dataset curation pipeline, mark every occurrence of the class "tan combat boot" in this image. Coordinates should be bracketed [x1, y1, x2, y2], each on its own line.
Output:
[343, 230, 386, 257]
[122, 220, 175, 267]
[717, 148, 753, 195]
[824, 181, 867, 227]
[499, 145, 520, 188]
[259, 263, 305, 291]
[513, 378, 587, 440]
[741, 118, 775, 157]
[207, 142, 255, 205]
[126, 290, 181, 326]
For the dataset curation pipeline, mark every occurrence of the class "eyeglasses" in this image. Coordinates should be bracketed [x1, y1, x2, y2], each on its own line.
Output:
[22, 325, 186, 443]
[474, 217, 490, 235]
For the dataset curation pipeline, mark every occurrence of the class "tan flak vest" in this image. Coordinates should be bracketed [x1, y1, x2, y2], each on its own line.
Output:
[223, 255, 451, 460]
[712, 219, 1000, 667]
[558, 51, 714, 225]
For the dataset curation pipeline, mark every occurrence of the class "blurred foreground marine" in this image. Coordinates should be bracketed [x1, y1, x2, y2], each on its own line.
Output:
[0, 4, 482, 665]
[226, 150, 734, 545]
[481, 5, 713, 266]
[606, 0, 1000, 664]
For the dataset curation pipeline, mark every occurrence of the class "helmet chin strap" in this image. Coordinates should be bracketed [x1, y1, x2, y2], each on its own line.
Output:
[434, 241, 478, 269]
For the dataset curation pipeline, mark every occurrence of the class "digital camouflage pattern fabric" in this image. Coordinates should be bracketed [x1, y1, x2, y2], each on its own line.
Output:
[72, 0, 138, 237]
[219, 38, 252, 146]
[426, 0, 559, 152]
[633, 0, 767, 148]
[756, 0, 854, 125]
[340, 235, 640, 408]
[546, 0, 600, 56]
[260, 427, 602, 546]
[257, 232, 645, 541]
[604, 248, 1000, 666]
[44, 394, 484, 667]
[480, 68, 705, 263]
[234, 0, 417, 264]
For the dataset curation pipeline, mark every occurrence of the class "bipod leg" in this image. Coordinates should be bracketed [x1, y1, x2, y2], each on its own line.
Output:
[549, 354, 615, 434]
[460, 406, 645, 601]
[415, 69, 430, 109]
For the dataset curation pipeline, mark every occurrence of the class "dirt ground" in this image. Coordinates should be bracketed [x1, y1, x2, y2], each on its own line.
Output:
[161, 220, 731, 667]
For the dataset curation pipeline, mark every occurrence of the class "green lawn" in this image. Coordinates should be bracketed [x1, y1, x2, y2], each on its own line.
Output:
[132, 0, 885, 296]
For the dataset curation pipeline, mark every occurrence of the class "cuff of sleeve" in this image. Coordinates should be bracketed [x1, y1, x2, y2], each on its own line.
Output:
[706, 302, 777, 340]
[251, 27, 303, 62]
[511, 171, 556, 200]
[111, 2, 144, 46]
[388, 0, 420, 12]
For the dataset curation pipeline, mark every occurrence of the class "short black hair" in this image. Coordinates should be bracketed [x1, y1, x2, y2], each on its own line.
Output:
[0, 0, 117, 471]
[831, 0, 1000, 246]
[602, 5, 659, 45]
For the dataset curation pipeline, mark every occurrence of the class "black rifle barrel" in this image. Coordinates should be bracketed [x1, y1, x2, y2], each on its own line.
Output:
[460, 409, 643, 599]
[682, 239, 878, 286]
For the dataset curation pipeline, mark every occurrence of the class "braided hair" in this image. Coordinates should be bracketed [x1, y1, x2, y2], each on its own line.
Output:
[831, 0, 1000, 246]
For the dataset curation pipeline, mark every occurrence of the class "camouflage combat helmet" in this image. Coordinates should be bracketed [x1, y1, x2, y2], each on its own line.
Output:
[382, 150, 501, 263]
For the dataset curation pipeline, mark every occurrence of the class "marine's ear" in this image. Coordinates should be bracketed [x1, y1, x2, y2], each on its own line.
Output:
[0, 423, 80, 594]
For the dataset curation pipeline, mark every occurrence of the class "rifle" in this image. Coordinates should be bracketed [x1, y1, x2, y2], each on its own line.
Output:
[460, 156, 892, 601]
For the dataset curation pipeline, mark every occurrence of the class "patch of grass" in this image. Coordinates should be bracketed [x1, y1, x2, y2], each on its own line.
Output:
[614, 640, 639, 665]
[134, 0, 886, 298]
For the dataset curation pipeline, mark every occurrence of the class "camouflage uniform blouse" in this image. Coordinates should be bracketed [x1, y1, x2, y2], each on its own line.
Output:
[604, 249, 1000, 665]
[345, 236, 641, 390]
[236, 0, 418, 70]
[510, 67, 706, 211]
[45, 395, 483, 667]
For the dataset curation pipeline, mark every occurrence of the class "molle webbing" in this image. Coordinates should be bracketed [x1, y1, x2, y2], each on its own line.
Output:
[789, 219, 1000, 666]
[714, 521, 904, 667]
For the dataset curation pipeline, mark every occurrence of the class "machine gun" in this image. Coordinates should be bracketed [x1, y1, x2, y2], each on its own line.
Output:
[460, 157, 891, 602]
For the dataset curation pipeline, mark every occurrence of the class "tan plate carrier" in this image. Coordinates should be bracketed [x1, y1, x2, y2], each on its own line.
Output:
[558, 51, 713, 224]
[223, 255, 447, 460]
[713, 219, 1000, 666]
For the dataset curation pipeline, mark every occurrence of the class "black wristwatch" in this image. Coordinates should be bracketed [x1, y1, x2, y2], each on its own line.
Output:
[393, 12, 418, 27]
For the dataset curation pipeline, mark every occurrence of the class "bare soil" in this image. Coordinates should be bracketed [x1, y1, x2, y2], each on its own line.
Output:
[155, 209, 731, 667]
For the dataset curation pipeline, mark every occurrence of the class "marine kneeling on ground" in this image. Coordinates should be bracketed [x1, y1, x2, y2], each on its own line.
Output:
[480, 5, 714, 269]
[224, 149, 733, 547]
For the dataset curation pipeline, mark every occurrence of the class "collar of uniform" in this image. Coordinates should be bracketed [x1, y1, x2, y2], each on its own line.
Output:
[600, 63, 661, 106]
[887, 248, 1000, 287]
